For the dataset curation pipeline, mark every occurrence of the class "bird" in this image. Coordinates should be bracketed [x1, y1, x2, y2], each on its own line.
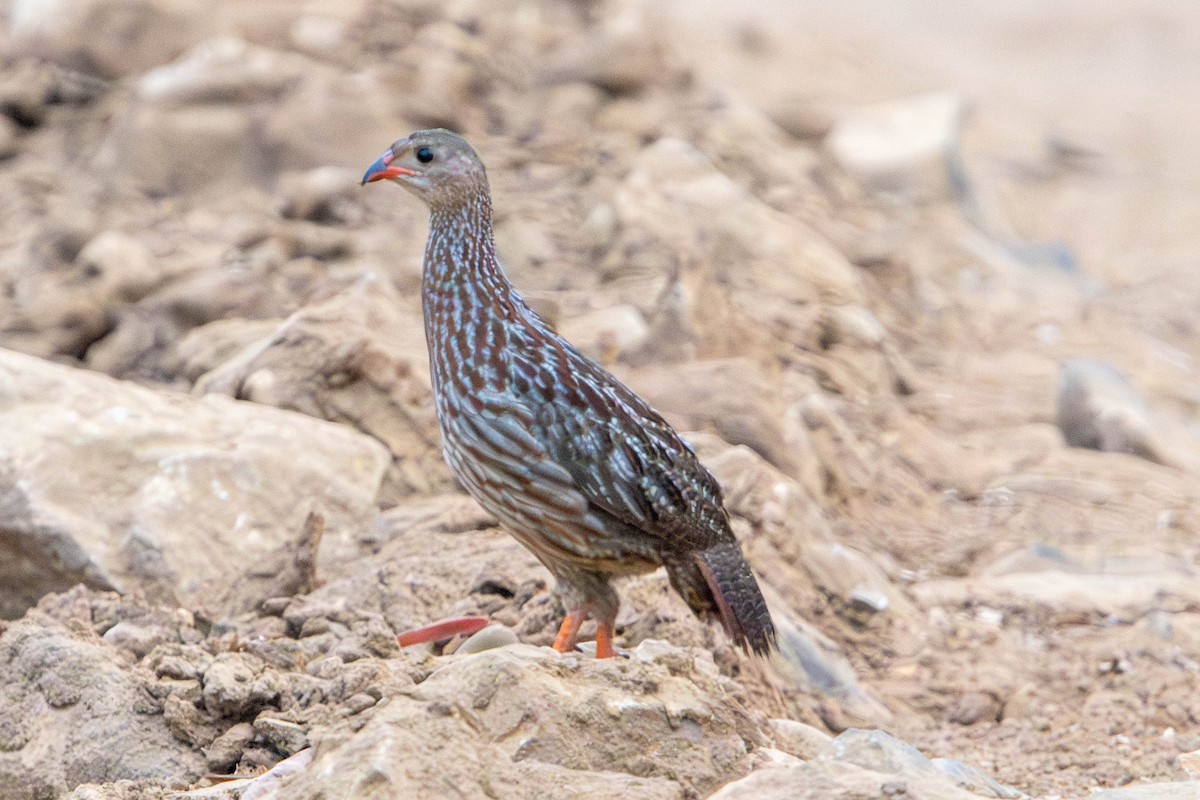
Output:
[362, 129, 775, 658]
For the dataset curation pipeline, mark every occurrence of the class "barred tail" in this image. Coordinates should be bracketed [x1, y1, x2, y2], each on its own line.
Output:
[670, 542, 776, 656]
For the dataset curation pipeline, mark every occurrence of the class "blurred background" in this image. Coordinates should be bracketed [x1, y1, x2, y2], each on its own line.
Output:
[0, 0, 1198, 797]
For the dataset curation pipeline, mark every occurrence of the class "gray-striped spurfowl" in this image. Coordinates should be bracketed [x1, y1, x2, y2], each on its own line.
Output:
[362, 129, 775, 658]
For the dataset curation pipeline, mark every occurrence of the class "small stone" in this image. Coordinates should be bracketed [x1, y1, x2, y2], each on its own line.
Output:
[0, 62, 53, 127]
[10, 0, 199, 79]
[202, 654, 275, 718]
[101, 620, 173, 659]
[826, 92, 967, 201]
[800, 543, 902, 624]
[276, 167, 362, 224]
[454, 625, 519, 655]
[848, 588, 889, 616]
[203, 722, 256, 772]
[1057, 359, 1170, 465]
[254, 716, 308, 754]
[766, 719, 833, 761]
[945, 691, 1001, 726]
[343, 693, 378, 715]
[74, 230, 157, 303]
[821, 728, 936, 775]
[558, 304, 650, 362]
[259, 597, 292, 616]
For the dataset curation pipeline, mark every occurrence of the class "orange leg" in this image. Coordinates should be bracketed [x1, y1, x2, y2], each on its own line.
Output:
[552, 611, 585, 653]
[594, 619, 616, 659]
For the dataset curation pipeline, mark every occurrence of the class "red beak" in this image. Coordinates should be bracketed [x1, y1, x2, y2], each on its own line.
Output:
[361, 150, 415, 185]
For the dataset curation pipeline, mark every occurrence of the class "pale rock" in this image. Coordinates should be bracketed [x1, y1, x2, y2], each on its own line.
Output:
[101, 619, 173, 659]
[1181, 749, 1200, 778]
[608, 138, 864, 309]
[527, 83, 606, 147]
[801, 542, 914, 624]
[0, 348, 389, 619]
[823, 729, 941, 777]
[494, 216, 556, 277]
[395, 21, 491, 131]
[274, 644, 747, 798]
[558, 303, 650, 362]
[75, 231, 159, 304]
[761, 91, 843, 140]
[10, 0, 200, 79]
[594, 93, 671, 140]
[769, 604, 892, 726]
[291, 15, 347, 55]
[1057, 359, 1171, 465]
[544, 2, 688, 94]
[626, 265, 755, 365]
[275, 167, 363, 224]
[265, 67, 401, 171]
[0, 227, 167, 364]
[826, 93, 967, 201]
[709, 759, 983, 800]
[911, 570, 1200, 621]
[201, 653, 277, 717]
[0, 61, 55, 128]
[137, 37, 310, 105]
[766, 719, 834, 761]
[580, 201, 619, 256]
[931, 758, 1028, 798]
[697, 97, 822, 206]
[454, 624, 519, 655]
[1090, 782, 1200, 800]
[624, 359, 799, 477]
[0, 608, 205, 795]
[176, 319, 283, 383]
[203, 721, 257, 772]
[100, 104, 266, 195]
[193, 274, 450, 503]
[0, 296, 106, 359]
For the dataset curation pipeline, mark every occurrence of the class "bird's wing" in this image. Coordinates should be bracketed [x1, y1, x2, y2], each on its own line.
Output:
[506, 337, 735, 553]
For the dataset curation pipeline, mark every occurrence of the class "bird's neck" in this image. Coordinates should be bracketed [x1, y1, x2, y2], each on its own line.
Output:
[423, 192, 510, 303]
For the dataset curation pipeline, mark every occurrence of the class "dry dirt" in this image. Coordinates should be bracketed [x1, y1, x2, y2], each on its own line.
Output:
[0, 1, 1198, 798]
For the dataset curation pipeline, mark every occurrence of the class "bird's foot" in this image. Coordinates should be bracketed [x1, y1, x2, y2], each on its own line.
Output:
[594, 619, 616, 659]
[552, 611, 585, 653]
[552, 613, 619, 659]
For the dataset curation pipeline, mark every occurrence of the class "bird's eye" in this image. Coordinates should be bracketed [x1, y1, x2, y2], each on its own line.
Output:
[416, 147, 434, 164]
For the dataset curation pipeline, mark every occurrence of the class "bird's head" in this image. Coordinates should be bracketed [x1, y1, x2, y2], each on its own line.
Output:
[361, 128, 489, 210]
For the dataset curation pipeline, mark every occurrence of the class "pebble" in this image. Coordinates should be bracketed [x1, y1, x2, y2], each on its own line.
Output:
[1057, 359, 1169, 464]
[800, 542, 902, 624]
[275, 167, 362, 224]
[945, 691, 1002, 726]
[203, 721, 256, 772]
[826, 92, 967, 201]
[454, 625, 519, 655]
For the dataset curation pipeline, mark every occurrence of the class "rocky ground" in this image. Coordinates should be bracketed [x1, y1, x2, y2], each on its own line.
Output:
[0, 0, 1198, 798]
